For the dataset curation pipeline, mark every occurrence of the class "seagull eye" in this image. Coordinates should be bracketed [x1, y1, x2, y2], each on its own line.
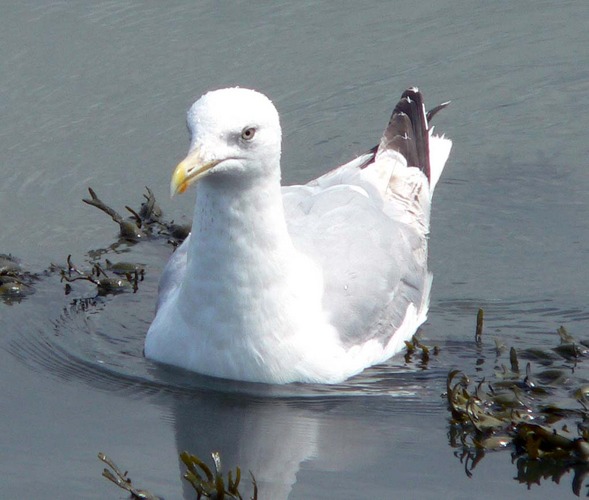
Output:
[240, 127, 256, 141]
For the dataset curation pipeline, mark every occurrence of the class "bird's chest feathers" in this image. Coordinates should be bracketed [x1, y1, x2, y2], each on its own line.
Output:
[191, 184, 293, 287]
[179, 182, 323, 344]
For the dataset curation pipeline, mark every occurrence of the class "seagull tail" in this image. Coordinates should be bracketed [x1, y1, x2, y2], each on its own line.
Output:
[379, 88, 452, 196]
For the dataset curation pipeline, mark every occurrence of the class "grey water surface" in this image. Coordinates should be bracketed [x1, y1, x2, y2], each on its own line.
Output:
[2, 1, 589, 498]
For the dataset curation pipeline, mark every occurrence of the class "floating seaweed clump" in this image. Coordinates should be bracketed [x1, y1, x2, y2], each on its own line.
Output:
[99, 451, 257, 499]
[447, 311, 589, 496]
[404, 333, 440, 368]
[99, 452, 162, 500]
[84, 186, 190, 246]
[181, 450, 257, 499]
[60, 255, 143, 296]
[0, 253, 40, 304]
[57, 186, 190, 298]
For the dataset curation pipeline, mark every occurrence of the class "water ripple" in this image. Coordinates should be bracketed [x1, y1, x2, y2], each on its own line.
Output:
[4, 280, 446, 409]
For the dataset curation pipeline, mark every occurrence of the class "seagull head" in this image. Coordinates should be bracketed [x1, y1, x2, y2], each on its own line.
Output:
[171, 87, 282, 196]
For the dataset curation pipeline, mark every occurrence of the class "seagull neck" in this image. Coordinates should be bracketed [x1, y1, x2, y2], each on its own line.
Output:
[185, 172, 297, 282]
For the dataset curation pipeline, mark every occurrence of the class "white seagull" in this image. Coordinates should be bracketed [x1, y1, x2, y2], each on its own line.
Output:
[145, 87, 452, 384]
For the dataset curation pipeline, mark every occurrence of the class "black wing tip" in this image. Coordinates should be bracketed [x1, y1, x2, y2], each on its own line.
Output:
[360, 89, 449, 175]
[426, 100, 451, 123]
[381, 88, 450, 182]
[383, 87, 431, 180]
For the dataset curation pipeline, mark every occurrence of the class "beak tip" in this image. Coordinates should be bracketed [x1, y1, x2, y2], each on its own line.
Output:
[170, 147, 209, 198]
[170, 181, 188, 198]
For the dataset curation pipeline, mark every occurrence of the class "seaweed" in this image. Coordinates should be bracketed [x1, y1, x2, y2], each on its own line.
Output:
[0, 253, 39, 304]
[99, 452, 162, 500]
[84, 186, 190, 246]
[404, 333, 440, 368]
[447, 311, 589, 495]
[99, 451, 257, 499]
[60, 255, 142, 296]
[181, 451, 257, 499]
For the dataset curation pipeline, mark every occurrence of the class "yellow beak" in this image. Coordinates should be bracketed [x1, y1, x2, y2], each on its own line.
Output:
[170, 146, 222, 197]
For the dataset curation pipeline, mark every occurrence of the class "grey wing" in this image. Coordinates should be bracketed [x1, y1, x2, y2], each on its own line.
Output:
[155, 235, 190, 311]
[283, 184, 430, 348]
[281, 88, 448, 347]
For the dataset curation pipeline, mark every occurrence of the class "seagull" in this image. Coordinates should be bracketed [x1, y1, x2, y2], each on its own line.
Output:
[144, 87, 452, 384]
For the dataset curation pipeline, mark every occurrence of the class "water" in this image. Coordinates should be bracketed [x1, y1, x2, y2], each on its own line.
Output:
[1, 1, 589, 498]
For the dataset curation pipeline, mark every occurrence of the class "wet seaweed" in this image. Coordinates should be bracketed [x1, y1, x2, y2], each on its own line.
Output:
[0, 253, 40, 304]
[83, 188, 145, 242]
[404, 333, 440, 368]
[99, 451, 257, 499]
[447, 311, 589, 495]
[84, 186, 190, 246]
[0, 188, 187, 308]
[99, 452, 162, 500]
[60, 255, 142, 296]
[181, 451, 258, 499]
[475, 308, 484, 344]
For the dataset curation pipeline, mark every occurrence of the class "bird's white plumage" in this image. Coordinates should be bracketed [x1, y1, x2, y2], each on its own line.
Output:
[145, 87, 452, 384]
